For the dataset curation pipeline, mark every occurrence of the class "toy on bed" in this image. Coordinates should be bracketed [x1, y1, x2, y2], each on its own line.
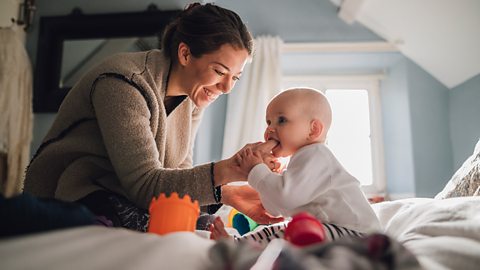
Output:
[226, 208, 326, 247]
[284, 212, 325, 247]
[227, 208, 259, 235]
[148, 192, 199, 235]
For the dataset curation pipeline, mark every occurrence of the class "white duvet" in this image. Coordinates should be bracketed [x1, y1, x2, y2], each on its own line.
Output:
[1, 196, 479, 270]
[372, 196, 480, 270]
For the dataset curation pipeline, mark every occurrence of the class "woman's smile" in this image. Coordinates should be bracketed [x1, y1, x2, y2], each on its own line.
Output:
[204, 87, 221, 101]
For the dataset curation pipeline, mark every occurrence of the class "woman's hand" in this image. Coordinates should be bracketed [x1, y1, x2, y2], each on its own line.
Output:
[235, 147, 264, 173]
[221, 184, 284, 225]
[251, 140, 281, 172]
[214, 140, 280, 185]
[215, 142, 266, 184]
[235, 140, 281, 173]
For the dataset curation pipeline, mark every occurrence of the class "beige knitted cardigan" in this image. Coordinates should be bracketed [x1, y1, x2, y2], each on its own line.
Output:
[24, 50, 216, 209]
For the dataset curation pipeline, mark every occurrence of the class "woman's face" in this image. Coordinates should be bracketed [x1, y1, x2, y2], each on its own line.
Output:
[181, 43, 249, 108]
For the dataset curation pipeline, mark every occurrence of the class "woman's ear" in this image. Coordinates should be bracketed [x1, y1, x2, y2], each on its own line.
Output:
[177, 42, 191, 66]
[308, 119, 323, 141]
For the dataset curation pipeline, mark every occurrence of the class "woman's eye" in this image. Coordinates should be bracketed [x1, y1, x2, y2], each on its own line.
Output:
[215, 69, 225, 76]
[233, 76, 240, 81]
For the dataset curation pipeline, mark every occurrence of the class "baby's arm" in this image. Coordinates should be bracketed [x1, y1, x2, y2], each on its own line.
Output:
[249, 148, 333, 214]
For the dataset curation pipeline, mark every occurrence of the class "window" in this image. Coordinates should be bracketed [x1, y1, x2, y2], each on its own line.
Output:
[281, 75, 386, 195]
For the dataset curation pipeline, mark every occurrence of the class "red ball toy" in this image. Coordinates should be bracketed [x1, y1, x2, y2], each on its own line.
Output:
[284, 212, 325, 247]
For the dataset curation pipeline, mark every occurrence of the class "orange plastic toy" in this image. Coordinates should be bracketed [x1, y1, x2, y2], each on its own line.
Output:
[147, 192, 200, 235]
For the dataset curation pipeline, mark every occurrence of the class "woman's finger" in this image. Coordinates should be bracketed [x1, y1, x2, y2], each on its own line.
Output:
[254, 140, 278, 153]
[235, 153, 242, 163]
[240, 142, 262, 152]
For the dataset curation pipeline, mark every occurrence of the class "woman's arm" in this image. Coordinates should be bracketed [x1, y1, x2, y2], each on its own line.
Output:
[91, 78, 214, 208]
[221, 184, 284, 224]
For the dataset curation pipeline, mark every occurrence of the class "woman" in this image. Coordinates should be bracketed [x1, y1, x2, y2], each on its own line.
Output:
[24, 3, 282, 231]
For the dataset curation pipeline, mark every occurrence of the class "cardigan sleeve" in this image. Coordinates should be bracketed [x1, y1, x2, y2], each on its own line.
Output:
[91, 77, 216, 208]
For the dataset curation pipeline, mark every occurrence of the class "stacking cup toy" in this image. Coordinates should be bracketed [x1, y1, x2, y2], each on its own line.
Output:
[284, 212, 325, 247]
[148, 192, 199, 235]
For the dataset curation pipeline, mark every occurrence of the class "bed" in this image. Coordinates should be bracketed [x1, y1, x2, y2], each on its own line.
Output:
[0, 196, 478, 269]
[1, 139, 479, 269]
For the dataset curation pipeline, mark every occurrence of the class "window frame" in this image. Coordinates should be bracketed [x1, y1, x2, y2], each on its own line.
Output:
[281, 74, 386, 195]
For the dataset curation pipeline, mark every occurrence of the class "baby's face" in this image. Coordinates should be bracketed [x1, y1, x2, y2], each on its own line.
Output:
[264, 95, 312, 157]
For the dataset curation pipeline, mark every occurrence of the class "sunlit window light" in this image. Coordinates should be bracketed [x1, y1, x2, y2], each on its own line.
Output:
[326, 89, 373, 186]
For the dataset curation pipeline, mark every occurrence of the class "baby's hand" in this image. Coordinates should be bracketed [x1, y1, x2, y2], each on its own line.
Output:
[235, 147, 264, 173]
[262, 153, 282, 173]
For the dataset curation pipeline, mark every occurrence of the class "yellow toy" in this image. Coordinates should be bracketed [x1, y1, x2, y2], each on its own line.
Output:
[227, 208, 258, 235]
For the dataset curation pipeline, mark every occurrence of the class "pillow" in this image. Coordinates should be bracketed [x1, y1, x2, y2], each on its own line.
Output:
[435, 138, 480, 199]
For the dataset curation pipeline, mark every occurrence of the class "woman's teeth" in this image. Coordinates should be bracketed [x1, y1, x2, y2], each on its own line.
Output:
[204, 88, 218, 99]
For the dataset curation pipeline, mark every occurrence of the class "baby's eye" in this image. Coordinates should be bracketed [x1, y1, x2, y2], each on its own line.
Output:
[278, 116, 287, 124]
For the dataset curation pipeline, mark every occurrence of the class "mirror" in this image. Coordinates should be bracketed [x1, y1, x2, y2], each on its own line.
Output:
[33, 6, 180, 112]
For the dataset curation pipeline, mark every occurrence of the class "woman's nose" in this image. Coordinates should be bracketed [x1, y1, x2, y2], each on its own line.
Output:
[217, 77, 234, 94]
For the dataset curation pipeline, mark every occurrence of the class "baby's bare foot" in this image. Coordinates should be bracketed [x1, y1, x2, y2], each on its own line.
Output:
[209, 216, 232, 240]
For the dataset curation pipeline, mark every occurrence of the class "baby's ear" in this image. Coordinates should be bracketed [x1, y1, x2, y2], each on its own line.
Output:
[309, 119, 323, 141]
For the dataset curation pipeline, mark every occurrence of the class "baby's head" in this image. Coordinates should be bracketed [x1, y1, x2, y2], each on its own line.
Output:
[264, 87, 332, 157]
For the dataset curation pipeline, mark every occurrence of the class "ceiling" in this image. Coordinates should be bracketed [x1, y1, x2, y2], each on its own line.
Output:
[333, 0, 480, 89]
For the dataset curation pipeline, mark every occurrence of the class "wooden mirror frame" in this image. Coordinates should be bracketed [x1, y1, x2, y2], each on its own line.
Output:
[33, 7, 180, 112]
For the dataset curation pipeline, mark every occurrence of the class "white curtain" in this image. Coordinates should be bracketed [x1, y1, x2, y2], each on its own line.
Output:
[222, 36, 283, 158]
[0, 28, 33, 197]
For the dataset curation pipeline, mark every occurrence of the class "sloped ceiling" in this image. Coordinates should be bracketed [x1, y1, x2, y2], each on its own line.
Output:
[334, 0, 480, 89]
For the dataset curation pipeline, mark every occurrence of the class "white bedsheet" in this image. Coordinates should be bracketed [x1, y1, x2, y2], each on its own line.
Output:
[0, 227, 214, 270]
[1, 196, 479, 270]
[372, 196, 480, 270]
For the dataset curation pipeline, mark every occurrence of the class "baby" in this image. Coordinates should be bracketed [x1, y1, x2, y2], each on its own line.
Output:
[210, 87, 380, 246]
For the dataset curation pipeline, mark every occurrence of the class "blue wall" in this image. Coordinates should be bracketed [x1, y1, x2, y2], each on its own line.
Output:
[381, 58, 454, 198]
[406, 59, 452, 197]
[193, 95, 228, 164]
[450, 74, 480, 169]
[381, 59, 416, 196]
